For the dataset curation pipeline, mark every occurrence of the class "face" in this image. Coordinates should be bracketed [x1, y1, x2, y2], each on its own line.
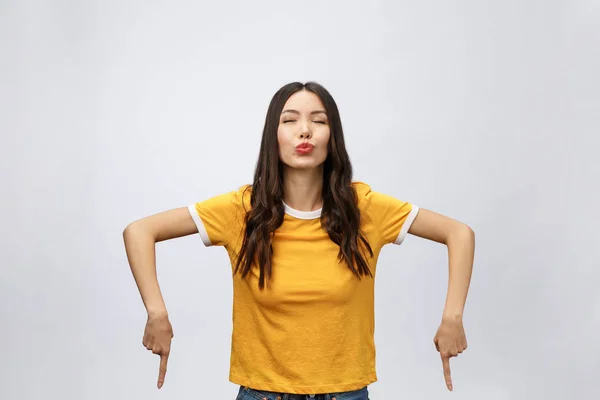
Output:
[277, 90, 331, 171]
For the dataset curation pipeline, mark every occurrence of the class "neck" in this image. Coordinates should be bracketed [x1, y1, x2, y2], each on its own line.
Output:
[282, 166, 324, 212]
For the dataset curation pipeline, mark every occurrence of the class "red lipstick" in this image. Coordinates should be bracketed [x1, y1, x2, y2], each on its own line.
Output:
[296, 143, 314, 155]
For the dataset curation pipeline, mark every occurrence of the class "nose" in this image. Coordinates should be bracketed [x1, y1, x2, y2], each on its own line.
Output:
[299, 121, 312, 139]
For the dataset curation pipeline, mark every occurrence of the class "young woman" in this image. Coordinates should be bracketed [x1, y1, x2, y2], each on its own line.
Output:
[123, 81, 475, 400]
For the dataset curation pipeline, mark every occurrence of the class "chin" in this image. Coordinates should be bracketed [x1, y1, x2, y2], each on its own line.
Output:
[289, 163, 318, 170]
[283, 159, 325, 170]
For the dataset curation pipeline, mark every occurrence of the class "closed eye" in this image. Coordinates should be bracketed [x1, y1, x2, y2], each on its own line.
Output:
[281, 120, 326, 124]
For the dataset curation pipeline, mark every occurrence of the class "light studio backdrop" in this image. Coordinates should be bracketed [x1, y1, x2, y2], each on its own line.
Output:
[1, 1, 598, 399]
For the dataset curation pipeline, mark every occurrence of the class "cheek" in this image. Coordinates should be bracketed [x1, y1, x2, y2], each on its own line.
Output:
[277, 128, 294, 164]
[279, 126, 301, 148]
[277, 128, 290, 149]
[318, 130, 331, 151]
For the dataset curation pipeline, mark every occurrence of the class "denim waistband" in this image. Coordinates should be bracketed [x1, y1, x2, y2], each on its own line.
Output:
[237, 385, 369, 400]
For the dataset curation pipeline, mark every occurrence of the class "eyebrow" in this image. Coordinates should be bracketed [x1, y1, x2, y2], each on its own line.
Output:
[281, 109, 327, 115]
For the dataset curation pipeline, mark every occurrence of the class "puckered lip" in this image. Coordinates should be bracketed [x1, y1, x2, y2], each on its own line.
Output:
[296, 143, 315, 150]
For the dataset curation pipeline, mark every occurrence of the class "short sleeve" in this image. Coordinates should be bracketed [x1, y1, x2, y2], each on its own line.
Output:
[355, 182, 420, 245]
[187, 185, 249, 247]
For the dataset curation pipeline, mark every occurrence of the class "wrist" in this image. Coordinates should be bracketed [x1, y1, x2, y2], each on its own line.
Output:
[147, 308, 168, 319]
[442, 311, 463, 322]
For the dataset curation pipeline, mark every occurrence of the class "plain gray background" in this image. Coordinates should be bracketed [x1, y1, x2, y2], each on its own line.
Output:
[1, 0, 598, 399]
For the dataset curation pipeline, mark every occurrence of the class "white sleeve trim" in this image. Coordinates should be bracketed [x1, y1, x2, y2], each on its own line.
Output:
[393, 205, 420, 245]
[187, 204, 212, 246]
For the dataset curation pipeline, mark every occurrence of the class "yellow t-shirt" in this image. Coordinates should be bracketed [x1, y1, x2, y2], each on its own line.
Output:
[187, 182, 419, 394]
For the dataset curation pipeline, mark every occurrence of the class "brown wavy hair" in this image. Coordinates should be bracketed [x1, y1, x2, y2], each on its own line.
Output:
[233, 81, 373, 289]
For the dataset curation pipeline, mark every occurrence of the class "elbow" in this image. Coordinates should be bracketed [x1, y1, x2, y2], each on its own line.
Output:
[447, 223, 475, 245]
[457, 223, 475, 239]
[123, 220, 144, 240]
[463, 224, 475, 238]
[123, 220, 137, 237]
[460, 224, 475, 246]
[122, 222, 135, 242]
[123, 219, 157, 242]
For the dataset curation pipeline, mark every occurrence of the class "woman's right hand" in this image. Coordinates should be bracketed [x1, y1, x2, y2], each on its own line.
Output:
[142, 313, 174, 389]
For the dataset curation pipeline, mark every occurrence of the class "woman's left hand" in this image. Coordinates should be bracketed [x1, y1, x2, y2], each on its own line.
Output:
[433, 317, 468, 391]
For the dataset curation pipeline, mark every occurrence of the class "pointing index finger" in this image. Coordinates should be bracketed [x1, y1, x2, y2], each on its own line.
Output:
[442, 355, 453, 391]
[157, 352, 169, 389]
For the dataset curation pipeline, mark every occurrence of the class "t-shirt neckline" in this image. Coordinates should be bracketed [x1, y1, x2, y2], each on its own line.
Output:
[282, 201, 322, 220]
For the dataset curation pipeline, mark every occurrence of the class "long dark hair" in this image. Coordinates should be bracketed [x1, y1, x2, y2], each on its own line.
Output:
[233, 81, 373, 289]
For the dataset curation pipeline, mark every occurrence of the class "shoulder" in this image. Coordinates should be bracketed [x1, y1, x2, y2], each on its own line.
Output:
[351, 181, 379, 212]
[231, 184, 253, 210]
[351, 181, 373, 199]
[195, 184, 252, 211]
[351, 181, 409, 210]
[235, 183, 252, 198]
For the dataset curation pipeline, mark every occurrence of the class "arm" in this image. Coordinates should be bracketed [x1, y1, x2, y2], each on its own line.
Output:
[122, 206, 198, 389]
[408, 208, 475, 320]
[407, 208, 475, 391]
[122, 207, 199, 317]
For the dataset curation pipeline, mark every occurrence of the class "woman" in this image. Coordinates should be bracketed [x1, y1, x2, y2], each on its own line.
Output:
[123, 81, 475, 400]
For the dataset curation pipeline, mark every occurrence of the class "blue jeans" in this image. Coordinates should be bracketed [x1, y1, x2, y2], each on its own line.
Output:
[236, 385, 370, 400]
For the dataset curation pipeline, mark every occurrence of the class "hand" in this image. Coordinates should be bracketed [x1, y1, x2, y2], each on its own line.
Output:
[433, 317, 467, 391]
[142, 313, 174, 389]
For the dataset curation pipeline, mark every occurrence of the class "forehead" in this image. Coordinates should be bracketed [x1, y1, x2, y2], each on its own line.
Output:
[282, 90, 325, 111]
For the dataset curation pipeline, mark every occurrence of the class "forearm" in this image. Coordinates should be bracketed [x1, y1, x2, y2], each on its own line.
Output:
[442, 226, 475, 321]
[123, 223, 168, 317]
